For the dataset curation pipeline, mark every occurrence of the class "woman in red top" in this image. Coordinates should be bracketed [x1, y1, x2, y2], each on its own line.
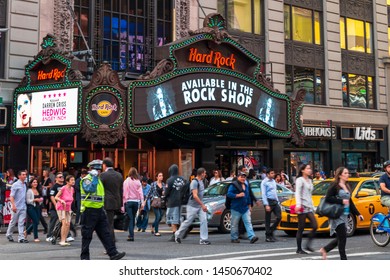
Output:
[55, 175, 75, 246]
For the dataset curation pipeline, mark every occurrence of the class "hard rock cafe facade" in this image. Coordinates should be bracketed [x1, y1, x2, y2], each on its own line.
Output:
[10, 14, 305, 180]
[10, 14, 387, 180]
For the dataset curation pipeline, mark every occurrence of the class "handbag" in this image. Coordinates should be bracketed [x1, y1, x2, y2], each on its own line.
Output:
[315, 197, 344, 219]
[151, 197, 162, 208]
[290, 204, 298, 214]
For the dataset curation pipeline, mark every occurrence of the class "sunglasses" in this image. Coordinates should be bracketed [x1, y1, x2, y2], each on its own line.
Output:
[57, 176, 63, 178]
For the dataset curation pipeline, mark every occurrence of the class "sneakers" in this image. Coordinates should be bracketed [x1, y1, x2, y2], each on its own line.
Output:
[199, 240, 211, 245]
[6, 235, 14, 242]
[110, 252, 126, 260]
[175, 237, 181, 244]
[18, 239, 29, 243]
[231, 239, 240, 243]
[46, 237, 53, 242]
[265, 237, 275, 242]
[59, 242, 71, 246]
[250, 236, 259, 244]
[66, 236, 75, 242]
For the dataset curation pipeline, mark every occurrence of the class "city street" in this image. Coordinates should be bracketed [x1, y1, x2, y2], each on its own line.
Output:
[1, 225, 389, 260]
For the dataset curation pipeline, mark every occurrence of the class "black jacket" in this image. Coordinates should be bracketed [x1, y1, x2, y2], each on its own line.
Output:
[232, 177, 257, 207]
[100, 168, 123, 210]
[165, 164, 186, 208]
[0, 180, 6, 206]
[325, 183, 360, 216]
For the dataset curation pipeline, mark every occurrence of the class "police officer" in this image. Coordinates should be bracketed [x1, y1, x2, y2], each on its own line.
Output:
[379, 160, 390, 209]
[80, 160, 126, 260]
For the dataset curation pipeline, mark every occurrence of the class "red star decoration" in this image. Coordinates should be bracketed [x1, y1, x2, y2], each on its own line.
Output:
[58, 93, 61, 97]
[44, 95, 46, 98]
[63, 92, 66, 97]
[54, 94, 56, 97]
[48, 95, 51, 98]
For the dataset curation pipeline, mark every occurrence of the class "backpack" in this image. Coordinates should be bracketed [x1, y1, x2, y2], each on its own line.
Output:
[82, 173, 99, 194]
[225, 181, 244, 209]
[181, 179, 200, 205]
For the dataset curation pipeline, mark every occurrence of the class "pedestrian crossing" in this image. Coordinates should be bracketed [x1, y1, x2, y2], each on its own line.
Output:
[172, 246, 387, 260]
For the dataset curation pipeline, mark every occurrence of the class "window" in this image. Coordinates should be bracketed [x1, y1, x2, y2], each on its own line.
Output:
[284, 5, 322, 45]
[286, 66, 324, 105]
[340, 17, 372, 53]
[218, 0, 262, 35]
[73, 0, 172, 72]
[342, 73, 375, 109]
[0, 0, 6, 79]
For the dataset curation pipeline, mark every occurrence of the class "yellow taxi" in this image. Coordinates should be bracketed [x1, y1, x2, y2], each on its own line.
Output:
[278, 177, 388, 237]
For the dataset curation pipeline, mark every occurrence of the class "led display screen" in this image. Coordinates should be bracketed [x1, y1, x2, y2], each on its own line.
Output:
[133, 73, 288, 131]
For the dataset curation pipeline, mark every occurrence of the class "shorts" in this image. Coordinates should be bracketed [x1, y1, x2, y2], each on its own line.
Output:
[166, 206, 181, 225]
[381, 196, 390, 207]
[57, 210, 72, 223]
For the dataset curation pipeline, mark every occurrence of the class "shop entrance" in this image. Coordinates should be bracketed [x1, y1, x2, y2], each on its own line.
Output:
[215, 150, 266, 178]
[285, 151, 325, 182]
[31, 147, 153, 178]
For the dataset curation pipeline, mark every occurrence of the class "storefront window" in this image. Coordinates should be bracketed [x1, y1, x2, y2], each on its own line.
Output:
[219, 0, 262, 35]
[289, 152, 324, 180]
[285, 66, 324, 105]
[284, 5, 322, 45]
[340, 17, 372, 53]
[342, 73, 375, 109]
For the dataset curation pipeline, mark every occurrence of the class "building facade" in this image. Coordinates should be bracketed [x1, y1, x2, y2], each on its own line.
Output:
[1, 0, 390, 179]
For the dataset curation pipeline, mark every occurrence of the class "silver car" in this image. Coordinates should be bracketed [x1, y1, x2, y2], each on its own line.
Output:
[181, 179, 294, 233]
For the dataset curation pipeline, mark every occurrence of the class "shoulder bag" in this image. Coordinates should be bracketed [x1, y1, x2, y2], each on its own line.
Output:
[315, 197, 344, 219]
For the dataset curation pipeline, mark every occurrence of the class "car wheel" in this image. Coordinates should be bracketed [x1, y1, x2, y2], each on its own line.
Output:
[284, 230, 297, 237]
[346, 214, 356, 237]
[218, 210, 231, 233]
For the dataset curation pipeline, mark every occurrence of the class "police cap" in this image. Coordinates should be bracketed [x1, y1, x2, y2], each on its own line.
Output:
[88, 159, 103, 170]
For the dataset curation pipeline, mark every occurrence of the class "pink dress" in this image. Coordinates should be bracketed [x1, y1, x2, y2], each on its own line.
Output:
[56, 186, 74, 211]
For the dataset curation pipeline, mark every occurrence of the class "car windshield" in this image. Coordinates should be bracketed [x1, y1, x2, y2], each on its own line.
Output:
[312, 180, 359, 195]
[204, 182, 229, 196]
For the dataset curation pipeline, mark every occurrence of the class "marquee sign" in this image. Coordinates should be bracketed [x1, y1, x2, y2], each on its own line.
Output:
[12, 34, 83, 135]
[128, 14, 305, 144]
[133, 73, 289, 131]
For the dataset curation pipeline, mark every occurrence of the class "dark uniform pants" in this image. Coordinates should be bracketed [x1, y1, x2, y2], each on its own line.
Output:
[80, 207, 117, 260]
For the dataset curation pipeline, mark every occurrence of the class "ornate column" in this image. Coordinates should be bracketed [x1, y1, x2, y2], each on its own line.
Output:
[175, 0, 190, 39]
[53, 0, 74, 52]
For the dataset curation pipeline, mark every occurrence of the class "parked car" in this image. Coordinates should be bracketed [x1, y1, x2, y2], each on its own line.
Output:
[277, 177, 388, 237]
[181, 179, 294, 233]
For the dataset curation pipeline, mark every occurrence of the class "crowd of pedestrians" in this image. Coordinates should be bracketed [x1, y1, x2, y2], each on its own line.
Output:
[2, 160, 383, 261]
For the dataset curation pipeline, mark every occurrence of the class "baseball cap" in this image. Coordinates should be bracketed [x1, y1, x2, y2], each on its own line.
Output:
[238, 171, 247, 177]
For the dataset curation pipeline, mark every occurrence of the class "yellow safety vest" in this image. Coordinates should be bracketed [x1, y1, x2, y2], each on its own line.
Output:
[80, 174, 105, 210]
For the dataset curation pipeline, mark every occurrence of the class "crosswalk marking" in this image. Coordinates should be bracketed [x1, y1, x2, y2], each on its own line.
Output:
[172, 247, 296, 260]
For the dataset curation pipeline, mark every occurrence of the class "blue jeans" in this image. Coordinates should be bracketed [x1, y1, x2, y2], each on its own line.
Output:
[136, 209, 149, 230]
[125, 201, 139, 238]
[231, 209, 256, 241]
[26, 204, 40, 239]
[152, 207, 163, 233]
